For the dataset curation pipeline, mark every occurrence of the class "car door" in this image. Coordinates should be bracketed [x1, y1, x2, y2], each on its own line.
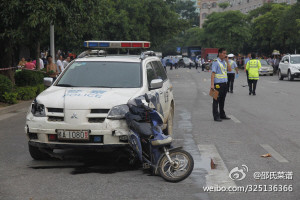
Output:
[145, 62, 164, 118]
[281, 56, 288, 75]
[151, 61, 170, 121]
[151, 61, 170, 120]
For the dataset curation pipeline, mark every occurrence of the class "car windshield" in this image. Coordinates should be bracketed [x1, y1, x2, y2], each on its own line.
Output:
[56, 61, 141, 88]
[290, 56, 300, 64]
[259, 60, 269, 65]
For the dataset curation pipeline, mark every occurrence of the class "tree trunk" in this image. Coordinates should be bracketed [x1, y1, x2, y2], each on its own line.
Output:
[36, 40, 40, 70]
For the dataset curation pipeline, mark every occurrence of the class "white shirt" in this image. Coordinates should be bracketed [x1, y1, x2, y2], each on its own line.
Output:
[39, 58, 44, 70]
[62, 60, 69, 69]
[57, 60, 64, 73]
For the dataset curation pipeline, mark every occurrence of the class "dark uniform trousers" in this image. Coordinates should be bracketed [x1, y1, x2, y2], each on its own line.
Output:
[213, 82, 227, 119]
[227, 73, 235, 92]
[249, 80, 258, 94]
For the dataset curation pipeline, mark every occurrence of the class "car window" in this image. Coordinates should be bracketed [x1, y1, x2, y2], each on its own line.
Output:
[56, 61, 141, 88]
[259, 60, 269, 65]
[290, 56, 300, 64]
[146, 63, 157, 86]
[151, 61, 167, 81]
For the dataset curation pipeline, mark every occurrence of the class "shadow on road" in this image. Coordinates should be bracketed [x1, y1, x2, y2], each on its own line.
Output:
[29, 149, 141, 175]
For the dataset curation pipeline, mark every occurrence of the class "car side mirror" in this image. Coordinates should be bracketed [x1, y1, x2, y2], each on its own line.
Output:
[284, 61, 289, 64]
[44, 77, 53, 87]
[149, 79, 163, 90]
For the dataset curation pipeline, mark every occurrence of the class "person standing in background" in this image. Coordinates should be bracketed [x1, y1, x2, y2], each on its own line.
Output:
[244, 53, 251, 86]
[227, 54, 238, 93]
[56, 55, 64, 73]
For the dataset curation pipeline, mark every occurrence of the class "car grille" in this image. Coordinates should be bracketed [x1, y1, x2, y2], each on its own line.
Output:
[88, 118, 106, 123]
[47, 108, 64, 113]
[48, 116, 64, 122]
[90, 109, 110, 113]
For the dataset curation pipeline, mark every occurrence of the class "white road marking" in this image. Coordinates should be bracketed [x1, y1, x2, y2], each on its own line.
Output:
[198, 144, 237, 188]
[228, 115, 241, 123]
[260, 144, 289, 163]
[202, 92, 207, 96]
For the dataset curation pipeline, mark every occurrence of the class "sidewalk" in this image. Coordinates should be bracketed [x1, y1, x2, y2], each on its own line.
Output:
[0, 100, 32, 115]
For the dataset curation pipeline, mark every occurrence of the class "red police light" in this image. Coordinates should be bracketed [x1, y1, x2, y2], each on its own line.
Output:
[132, 43, 143, 48]
[144, 43, 150, 48]
[121, 43, 132, 48]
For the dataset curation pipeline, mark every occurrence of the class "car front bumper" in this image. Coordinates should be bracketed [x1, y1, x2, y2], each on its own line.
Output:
[26, 113, 130, 149]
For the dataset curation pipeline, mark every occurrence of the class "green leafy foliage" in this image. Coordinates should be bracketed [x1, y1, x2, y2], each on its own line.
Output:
[14, 84, 44, 101]
[202, 11, 251, 54]
[14, 70, 44, 86]
[0, 74, 13, 102]
[2, 92, 18, 104]
[219, 2, 230, 10]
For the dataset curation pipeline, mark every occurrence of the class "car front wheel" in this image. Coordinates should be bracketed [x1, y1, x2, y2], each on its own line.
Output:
[278, 70, 284, 80]
[288, 70, 294, 81]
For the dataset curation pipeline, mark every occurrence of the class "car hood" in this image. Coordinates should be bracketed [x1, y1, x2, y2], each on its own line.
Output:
[36, 86, 141, 110]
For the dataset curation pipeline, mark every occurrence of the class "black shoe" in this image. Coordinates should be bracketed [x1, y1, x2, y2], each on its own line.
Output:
[221, 116, 231, 120]
[253, 92, 256, 95]
[214, 118, 222, 122]
[249, 92, 252, 95]
[230, 91, 233, 93]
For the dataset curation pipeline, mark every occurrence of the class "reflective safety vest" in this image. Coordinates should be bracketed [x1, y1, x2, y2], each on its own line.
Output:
[215, 60, 227, 79]
[246, 59, 261, 80]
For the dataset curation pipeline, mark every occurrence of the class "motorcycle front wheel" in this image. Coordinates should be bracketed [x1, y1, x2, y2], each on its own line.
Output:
[158, 149, 194, 182]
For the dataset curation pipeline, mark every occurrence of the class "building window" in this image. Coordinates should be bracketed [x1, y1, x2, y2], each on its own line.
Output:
[202, 3, 207, 9]
[212, 2, 217, 8]
[202, 13, 207, 19]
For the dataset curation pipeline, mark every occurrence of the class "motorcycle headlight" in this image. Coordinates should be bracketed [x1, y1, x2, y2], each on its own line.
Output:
[107, 105, 129, 119]
[31, 99, 46, 117]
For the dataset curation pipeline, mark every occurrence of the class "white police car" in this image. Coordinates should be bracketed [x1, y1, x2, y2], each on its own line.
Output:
[26, 41, 174, 160]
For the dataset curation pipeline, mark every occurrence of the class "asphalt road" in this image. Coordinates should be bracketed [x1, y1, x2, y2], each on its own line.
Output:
[0, 68, 299, 200]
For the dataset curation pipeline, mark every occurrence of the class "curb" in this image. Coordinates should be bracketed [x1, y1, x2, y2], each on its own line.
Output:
[0, 100, 32, 115]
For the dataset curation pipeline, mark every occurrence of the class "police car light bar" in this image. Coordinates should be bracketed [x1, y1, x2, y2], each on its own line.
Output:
[84, 41, 151, 48]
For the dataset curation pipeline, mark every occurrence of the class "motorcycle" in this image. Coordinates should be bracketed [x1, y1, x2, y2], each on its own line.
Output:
[125, 94, 194, 182]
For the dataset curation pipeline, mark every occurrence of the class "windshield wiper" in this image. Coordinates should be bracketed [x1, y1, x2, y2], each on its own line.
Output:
[56, 84, 75, 87]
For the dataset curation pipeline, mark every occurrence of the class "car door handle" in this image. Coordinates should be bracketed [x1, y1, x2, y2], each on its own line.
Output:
[159, 91, 163, 94]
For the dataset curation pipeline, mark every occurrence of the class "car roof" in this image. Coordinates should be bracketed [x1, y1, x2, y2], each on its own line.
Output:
[75, 55, 160, 63]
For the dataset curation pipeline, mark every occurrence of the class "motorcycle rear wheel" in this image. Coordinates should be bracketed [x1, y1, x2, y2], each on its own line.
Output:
[158, 149, 194, 182]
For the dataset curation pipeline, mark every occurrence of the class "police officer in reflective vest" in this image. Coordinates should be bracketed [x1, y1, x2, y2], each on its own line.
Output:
[211, 48, 232, 122]
[246, 53, 261, 95]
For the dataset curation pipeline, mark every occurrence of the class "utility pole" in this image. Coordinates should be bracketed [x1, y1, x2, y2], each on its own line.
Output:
[50, 24, 55, 63]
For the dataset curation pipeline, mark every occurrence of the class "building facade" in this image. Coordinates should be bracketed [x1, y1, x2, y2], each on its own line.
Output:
[199, 0, 297, 28]
[219, 0, 297, 14]
[199, 0, 219, 28]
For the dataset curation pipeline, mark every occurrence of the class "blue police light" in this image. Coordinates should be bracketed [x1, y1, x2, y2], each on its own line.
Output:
[99, 43, 109, 47]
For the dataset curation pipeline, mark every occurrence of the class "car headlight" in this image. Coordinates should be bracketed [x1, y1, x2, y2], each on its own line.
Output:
[107, 105, 129, 119]
[31, 99, 46, 117]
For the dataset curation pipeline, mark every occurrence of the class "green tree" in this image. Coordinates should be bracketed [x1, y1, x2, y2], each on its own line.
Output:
[202, 11, 250, 54]
[250, 4, 290, 54]
[172, 0, 200, 26]
[278, 2, 300, 53]
[218, 2, 229, 10]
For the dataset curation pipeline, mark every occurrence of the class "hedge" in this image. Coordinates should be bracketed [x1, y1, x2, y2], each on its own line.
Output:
[14, 70, 44, 86]
[0, 74, 13, 102]
[1, 84, 45, 104]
